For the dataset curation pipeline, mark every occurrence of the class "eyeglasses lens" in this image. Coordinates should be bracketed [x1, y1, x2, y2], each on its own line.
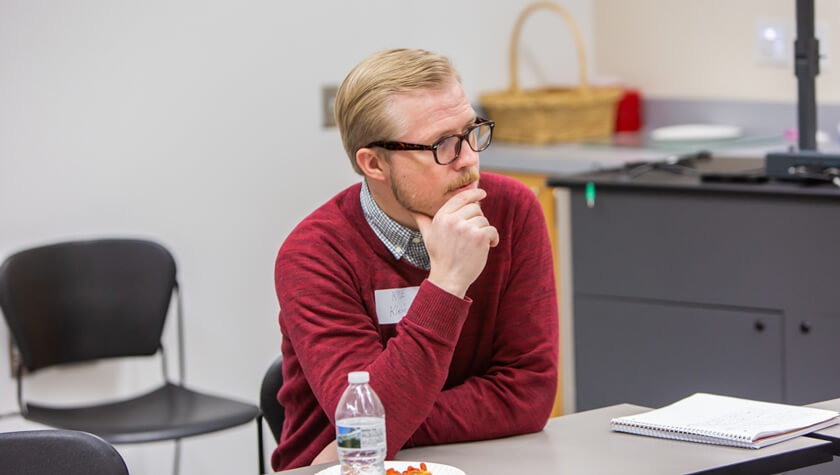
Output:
[436, 136, 461, 164]
[435, 122, 493, 164]
[471, 123, 492, 151]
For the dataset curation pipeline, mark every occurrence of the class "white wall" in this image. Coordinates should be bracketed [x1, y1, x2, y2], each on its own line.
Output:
[594, 0, 840, 103]
[0, 1, 594, 473]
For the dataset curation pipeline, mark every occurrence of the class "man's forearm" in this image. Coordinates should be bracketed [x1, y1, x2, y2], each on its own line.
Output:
[407, 362, 557, 447]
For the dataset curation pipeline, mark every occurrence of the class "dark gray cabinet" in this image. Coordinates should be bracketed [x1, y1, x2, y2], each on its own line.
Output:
[550, 158, 840, 412]
[785, 313, 840, 405]
[575, 296, 784, 410]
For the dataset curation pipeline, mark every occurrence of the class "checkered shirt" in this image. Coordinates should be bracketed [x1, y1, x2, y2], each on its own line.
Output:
[360, 180, 430, 270]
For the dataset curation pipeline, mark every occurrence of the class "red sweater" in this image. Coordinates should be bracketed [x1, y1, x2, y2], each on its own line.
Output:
[272, 172, 558, 471]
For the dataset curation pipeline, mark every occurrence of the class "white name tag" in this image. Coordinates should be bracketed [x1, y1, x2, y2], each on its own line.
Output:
[374, 286, 420, 325]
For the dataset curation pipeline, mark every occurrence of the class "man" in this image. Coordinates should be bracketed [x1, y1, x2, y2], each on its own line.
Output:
[273, 48, 558, 471]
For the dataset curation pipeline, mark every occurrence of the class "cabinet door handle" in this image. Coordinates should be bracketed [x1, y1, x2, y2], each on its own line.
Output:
[800, 322, 812, 334]
[754, 320, 765, 332]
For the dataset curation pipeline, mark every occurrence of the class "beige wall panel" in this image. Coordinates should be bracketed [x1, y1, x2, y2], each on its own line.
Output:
[594, 0, 840, 103]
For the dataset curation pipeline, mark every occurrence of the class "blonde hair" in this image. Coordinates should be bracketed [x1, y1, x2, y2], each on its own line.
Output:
[334, 48, 461, 174]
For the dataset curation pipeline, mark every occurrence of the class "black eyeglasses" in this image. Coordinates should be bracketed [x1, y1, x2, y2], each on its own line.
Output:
[365, 117, 495, 165]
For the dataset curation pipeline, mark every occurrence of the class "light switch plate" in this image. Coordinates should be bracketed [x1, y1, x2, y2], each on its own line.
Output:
[755, 19, 789, 66]
[754, 19, 831, 70]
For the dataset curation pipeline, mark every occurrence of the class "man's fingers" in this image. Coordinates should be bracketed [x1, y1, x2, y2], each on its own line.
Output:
[450, 202, 485, 221]
[438, 188, 486, 215]
[476, 223, 500, 248]
[487, 227, 500, 247]
[465, 216, 499, 248]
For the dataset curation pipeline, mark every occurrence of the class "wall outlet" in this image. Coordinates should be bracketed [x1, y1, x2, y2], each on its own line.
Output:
[755, 19, 789, 66]
[322, 85, 338, 128]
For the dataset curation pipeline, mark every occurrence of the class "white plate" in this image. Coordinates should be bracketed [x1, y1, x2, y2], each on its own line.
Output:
[314, 461, 465, 475]
[650, 124, 743, 142]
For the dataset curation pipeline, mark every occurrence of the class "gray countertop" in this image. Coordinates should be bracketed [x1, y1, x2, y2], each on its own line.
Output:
[480, 133, 787, 176]
[480, 142, 677, 176]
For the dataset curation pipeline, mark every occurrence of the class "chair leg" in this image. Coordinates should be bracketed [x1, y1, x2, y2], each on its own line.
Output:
[257, 414, 265, 474]
[173, 438, 181, 475]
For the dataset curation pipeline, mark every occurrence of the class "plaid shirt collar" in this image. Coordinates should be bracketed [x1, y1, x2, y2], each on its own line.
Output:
[360, 180, 430, 270]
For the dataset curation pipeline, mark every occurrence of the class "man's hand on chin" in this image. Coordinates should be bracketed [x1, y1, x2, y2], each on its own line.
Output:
[412, 188, 499, 299]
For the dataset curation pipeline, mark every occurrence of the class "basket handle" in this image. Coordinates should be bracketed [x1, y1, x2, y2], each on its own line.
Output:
[509, 1, 589, 94]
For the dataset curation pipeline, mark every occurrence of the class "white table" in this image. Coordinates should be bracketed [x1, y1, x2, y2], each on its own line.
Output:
[274, 403, 833, 474]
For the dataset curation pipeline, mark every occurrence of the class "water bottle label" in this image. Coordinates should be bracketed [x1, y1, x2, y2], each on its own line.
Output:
[337, 423, 385, 449]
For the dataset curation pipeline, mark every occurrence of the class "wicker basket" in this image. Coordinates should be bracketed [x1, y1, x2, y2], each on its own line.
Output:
[480, 2, 622, 144]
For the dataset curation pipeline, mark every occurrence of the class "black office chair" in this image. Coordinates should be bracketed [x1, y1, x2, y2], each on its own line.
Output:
[0, 429, 129, 475]
[257, 353, 285, 474]
[0, 239, 260, 475]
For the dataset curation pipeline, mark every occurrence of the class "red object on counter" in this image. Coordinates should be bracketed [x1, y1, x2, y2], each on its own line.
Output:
[615, 89, 642, 132]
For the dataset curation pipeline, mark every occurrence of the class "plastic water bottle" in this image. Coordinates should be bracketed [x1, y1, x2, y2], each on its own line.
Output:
[335, 371, 386, 475]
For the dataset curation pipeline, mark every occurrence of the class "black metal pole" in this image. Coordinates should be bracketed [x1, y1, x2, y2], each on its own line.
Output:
[764, 0, 840, 179]
[795, 0, 819, 150]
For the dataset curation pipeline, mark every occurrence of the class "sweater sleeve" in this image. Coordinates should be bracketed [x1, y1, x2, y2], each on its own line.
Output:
[407, 193, 559, 446]
[276, 233, 471, 460]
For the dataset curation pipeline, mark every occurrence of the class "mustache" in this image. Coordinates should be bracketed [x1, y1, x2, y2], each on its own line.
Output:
[446, 168, 480, 193]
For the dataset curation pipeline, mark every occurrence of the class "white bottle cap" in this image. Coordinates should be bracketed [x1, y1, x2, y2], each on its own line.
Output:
[348, 371, 369, 384]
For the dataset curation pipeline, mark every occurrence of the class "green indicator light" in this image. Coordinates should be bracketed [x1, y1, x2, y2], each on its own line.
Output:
[585, 182, 595, 208]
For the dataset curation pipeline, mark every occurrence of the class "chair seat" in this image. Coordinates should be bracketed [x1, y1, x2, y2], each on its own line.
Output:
[24, 382, 259, 444]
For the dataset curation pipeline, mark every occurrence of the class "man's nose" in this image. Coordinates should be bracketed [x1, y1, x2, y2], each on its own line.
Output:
[453, 140, 479, 169]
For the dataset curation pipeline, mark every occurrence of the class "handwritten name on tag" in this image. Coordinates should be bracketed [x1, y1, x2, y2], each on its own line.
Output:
[374, 286, 420, 325]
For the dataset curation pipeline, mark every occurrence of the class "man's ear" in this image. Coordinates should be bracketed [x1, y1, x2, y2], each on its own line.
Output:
[356, 148, 388, 182]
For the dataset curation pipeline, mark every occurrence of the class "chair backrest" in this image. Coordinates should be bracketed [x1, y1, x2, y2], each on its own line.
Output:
[0, 429, 129, 475]
[0, 239, 176, 372]
[260, 354, 285, 443]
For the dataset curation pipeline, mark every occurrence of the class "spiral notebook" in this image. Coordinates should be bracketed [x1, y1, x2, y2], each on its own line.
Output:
[611, 393, 840, 449]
